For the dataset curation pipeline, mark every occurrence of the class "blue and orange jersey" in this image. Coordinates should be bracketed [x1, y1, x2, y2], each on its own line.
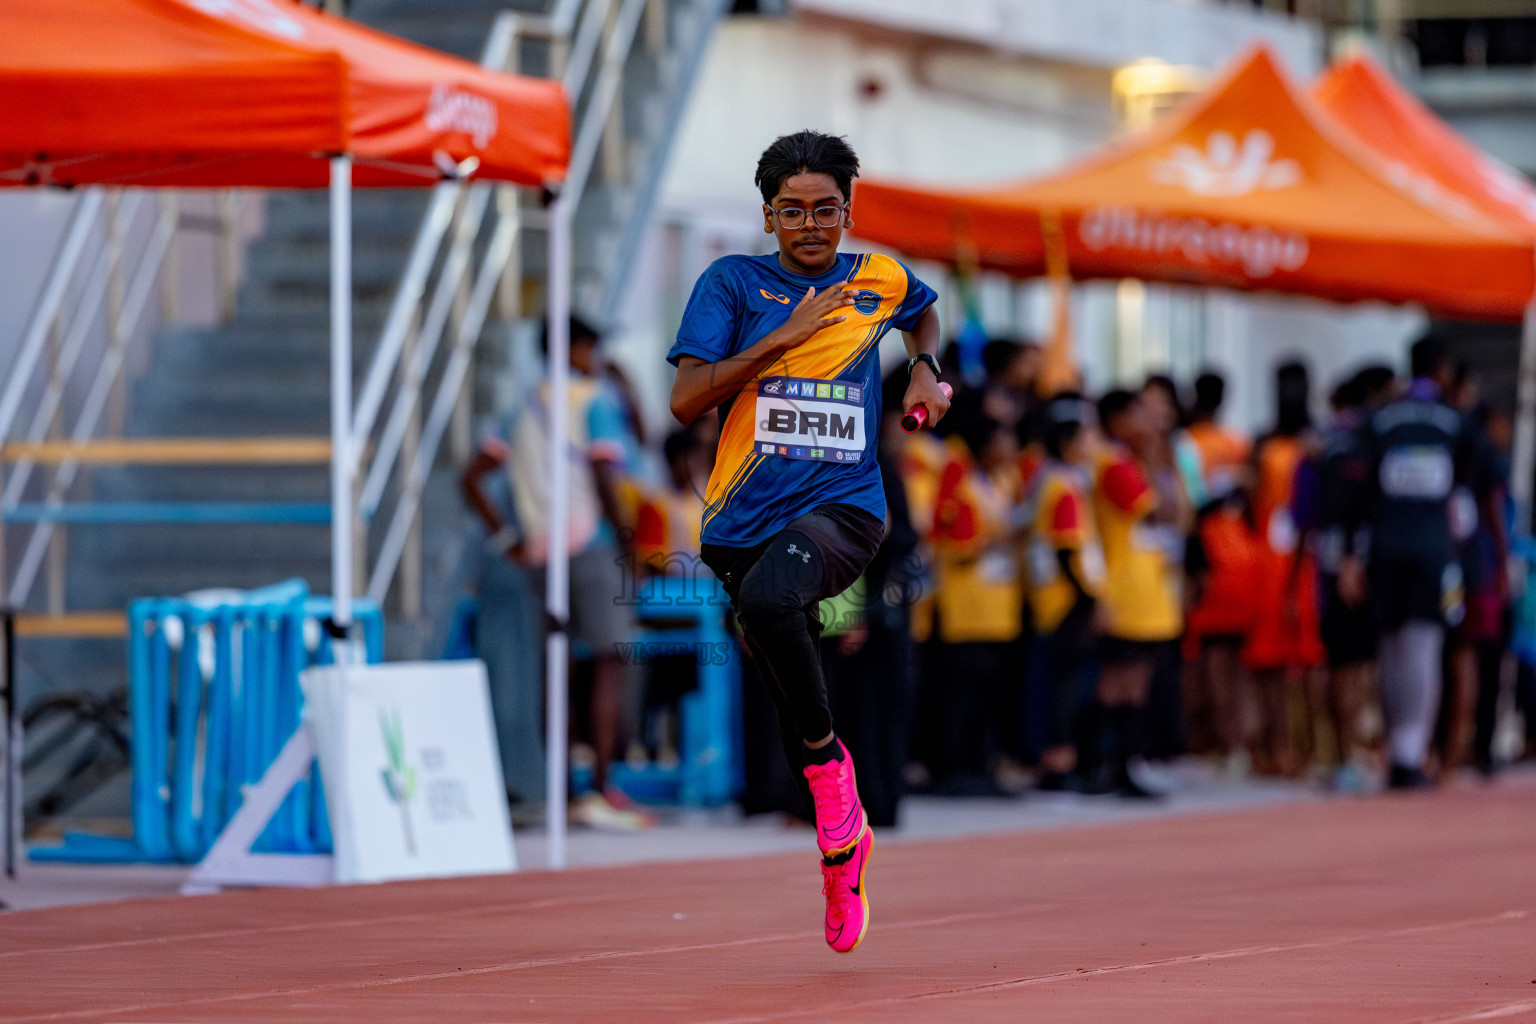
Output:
[667, 252, 937, 548]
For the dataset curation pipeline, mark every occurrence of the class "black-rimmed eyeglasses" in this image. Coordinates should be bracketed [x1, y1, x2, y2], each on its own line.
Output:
[770, 205, 845, 230]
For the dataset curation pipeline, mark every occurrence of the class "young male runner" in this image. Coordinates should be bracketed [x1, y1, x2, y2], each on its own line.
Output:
[667, 131, 946, 953]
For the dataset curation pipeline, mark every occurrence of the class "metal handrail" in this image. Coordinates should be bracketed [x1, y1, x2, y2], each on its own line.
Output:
[357, 0, 698, 610]
[0, 192, 105, 447]
[3, 194, 146, 509]
[358, 184, 494, 517]
[565, 0, 650, 208]
[368, 196, 521, 603]
[601, 0, 732, 321]
[562, 0, 616, 100]
[349, 182, 458, 449]
[355, 0, 633, 610]
[5, 196, 178, 607]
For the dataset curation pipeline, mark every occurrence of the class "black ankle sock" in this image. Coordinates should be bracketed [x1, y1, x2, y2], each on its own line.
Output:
[804, 736, 843, 765]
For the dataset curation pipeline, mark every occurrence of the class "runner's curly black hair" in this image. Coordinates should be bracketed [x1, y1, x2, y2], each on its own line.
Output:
[754, 130, 860, 204]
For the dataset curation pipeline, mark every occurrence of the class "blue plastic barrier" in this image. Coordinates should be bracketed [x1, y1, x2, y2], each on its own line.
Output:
[611, 574, 743, 806]
[449, 573, 743, 806]
[31, 580, 383, 864]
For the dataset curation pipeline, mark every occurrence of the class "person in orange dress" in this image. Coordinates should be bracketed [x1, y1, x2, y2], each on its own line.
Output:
[1244, 361, 1325, 775]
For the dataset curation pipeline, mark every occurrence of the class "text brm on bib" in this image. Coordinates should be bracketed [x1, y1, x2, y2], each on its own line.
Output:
[753, 376, 866, 462]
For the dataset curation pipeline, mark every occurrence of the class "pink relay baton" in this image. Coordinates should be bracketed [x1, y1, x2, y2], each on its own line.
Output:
[901, 382, 953, 433]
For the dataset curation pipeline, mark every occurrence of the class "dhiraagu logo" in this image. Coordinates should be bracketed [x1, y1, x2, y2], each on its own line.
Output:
[380, 708, 419, 856]
[852, 290, 881, 315]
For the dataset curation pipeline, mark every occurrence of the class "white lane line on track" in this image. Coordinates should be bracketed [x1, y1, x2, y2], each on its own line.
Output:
[0, 892, 627, 960]
[1400, 1001, 1536, 1023]
[696, 910, 1533, 1024]
[0, 901, 1078, 1023]
[5, 906, 1528, 1024]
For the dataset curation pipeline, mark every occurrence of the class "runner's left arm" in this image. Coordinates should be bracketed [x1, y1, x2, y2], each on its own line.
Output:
[900, 305, 949, 425]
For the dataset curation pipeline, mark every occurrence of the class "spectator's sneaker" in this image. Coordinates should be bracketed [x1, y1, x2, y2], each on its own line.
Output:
[1036, 770, 1076, 792]
[1387, 764, 1435, 791]
[1115, 762, 1164, 800]
[803, 740, 866, 856]
[1330, 762, 1371, 796]
[1128, 757, 1177, 795]
[572, 790, 656, 832]
[820, 825, 872, 953]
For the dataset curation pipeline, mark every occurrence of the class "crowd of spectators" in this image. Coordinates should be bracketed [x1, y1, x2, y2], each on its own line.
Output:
[465, 318, 1536, 830]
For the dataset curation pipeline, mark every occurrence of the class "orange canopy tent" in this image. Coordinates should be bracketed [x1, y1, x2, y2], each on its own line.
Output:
[851, 46, 1534, 321]
[0, 0, 568, 188]
[1312, 53, 1536, 526]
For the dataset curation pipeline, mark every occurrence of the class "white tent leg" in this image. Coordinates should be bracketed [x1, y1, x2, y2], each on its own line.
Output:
[330, 156, 355, 637]
[545, 195, 572, 870]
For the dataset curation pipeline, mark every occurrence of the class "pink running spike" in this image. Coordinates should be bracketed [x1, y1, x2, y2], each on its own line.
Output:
[820, 824, 872, 953]
[803, 739, 866, 856]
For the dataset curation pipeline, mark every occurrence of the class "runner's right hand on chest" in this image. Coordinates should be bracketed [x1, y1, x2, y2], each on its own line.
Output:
[781, 285, 855, 347]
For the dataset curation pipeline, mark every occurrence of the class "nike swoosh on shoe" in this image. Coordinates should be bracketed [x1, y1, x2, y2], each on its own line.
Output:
[826, 803, 861, 843]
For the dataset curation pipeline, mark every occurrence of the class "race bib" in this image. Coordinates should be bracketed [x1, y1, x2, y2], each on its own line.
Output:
[753, 376, 866, 462]
[1029, 538, 1106, 590]
[1380, 446, 1453, 500]
[977, 547, 1018, 585]
[1449, 486, 1478, 543]
[1132, 522, 1183, 563]
[1028, 538, 1059, 588]
[1080, 541, 1107, 588]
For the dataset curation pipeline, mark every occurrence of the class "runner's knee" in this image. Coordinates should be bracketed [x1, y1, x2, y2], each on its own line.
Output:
[735, 530, 824, 632]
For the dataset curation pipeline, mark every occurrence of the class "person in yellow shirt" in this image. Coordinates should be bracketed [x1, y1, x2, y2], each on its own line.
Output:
[1088, 389, 1185, 797]
[1025, 394, 1104, 791]
[926, 413, 1023, 790]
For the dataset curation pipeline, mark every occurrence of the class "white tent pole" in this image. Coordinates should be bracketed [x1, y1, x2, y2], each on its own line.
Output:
[1514, 293, 1536, 536]
[545, 193, 572, 869]
[330, 156, 355, 638]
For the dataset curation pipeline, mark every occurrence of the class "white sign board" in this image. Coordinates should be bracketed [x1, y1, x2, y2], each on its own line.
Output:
[301, 660, 516, 883]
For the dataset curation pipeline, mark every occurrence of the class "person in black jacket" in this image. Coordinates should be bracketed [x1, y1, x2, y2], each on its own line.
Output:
[1342, 334, 1500, 789]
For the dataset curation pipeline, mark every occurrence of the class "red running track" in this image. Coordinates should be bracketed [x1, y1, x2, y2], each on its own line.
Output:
[3, 780, 1535, 1023]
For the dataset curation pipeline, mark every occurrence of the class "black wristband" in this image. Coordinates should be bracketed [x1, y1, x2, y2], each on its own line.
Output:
[907, 352, 941, 379]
